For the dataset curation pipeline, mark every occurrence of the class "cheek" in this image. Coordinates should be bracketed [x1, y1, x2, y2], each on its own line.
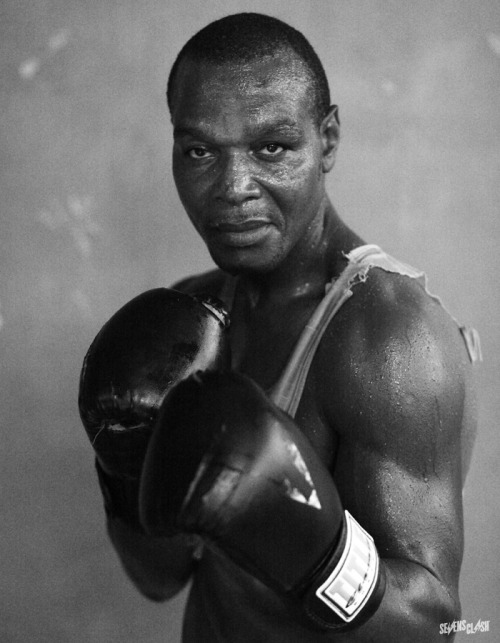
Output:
[173, 160, 205, 214]
[271, 156, 323, 211]
[282, 141, 323, 189]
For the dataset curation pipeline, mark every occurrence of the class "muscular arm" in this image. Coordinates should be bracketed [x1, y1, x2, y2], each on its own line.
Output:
[317, 270, 473, 641]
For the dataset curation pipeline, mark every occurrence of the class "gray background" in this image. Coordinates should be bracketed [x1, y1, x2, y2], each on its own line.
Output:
[1, 1, 499, 641]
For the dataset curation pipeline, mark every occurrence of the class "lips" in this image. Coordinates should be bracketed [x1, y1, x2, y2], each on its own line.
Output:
[214, 219, 268, 232]
[207, 218, 273, 247]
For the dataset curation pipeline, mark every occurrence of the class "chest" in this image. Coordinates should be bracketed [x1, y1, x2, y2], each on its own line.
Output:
[229, 295, 312, 390]
[229, 298, 338, 472]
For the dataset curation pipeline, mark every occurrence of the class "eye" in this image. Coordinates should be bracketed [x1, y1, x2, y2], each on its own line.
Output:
[187, 147, 212, 159]
[259, 143, 285, 156]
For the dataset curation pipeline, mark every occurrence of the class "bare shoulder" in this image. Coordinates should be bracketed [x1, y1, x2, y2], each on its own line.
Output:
[317, 266, 474, 470]
[171, 268, 227, 299]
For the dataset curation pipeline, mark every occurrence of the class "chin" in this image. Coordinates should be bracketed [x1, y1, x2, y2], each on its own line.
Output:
[208, 243, 283, 277]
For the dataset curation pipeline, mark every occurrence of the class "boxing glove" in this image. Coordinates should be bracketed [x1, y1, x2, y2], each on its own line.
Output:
[139, 371, 385, 629]
[78, 288, 230, 529]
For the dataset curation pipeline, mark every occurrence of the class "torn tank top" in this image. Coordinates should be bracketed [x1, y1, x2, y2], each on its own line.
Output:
[221, 244, 482, 419]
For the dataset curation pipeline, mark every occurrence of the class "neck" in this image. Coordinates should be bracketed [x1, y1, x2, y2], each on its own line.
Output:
[235, 201, 362, 308]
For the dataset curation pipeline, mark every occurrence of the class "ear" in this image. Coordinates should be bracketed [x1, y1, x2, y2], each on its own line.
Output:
[320, 105, 340, 173]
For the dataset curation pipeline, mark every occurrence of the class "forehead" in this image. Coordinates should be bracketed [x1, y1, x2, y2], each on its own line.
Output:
[170, 55, 316, 134]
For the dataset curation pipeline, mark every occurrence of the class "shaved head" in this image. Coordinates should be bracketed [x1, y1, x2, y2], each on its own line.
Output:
[167, 13, 332, 126]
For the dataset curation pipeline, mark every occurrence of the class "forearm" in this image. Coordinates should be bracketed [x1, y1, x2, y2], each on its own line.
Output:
[323, 558, 460, 642]
[94, 459, 197, 600]
[106, 516, 197, 601]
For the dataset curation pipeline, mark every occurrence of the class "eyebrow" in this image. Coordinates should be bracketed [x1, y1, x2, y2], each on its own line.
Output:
[173, 120, 304, 140]
[256, 122, 304, 138]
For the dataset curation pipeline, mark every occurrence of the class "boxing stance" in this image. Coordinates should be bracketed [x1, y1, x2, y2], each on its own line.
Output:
[79, 13, 480, 642]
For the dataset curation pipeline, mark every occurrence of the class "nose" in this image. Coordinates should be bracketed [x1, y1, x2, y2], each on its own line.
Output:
[214, 152, 261, 205]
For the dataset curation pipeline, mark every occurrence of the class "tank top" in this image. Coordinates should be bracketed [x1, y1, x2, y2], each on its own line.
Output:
[221, 244, 481, 418]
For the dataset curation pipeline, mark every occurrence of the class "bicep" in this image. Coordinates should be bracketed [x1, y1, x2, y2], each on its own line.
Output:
[329, 365, 466, 640]
[335, 444, 463, 588]
[326, 286, 467, 587]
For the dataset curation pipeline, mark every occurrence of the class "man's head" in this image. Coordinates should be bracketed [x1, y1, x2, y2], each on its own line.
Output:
[167, 13, 332, 127]
[168, 14, 340, 276]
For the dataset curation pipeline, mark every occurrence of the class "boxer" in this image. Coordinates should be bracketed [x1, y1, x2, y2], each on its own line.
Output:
[80, 13, 480, 642]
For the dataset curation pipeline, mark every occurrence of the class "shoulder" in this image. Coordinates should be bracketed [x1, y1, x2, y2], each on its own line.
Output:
[171, 268, 228, 299]
[317, 265, 470, 457]
[322, 264, 468, 391]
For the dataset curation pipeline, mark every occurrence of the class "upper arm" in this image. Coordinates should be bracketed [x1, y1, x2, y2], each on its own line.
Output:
[320, 270, 469, 593]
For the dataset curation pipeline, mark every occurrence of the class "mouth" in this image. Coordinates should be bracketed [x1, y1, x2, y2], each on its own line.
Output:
[208, 219, 273, 247]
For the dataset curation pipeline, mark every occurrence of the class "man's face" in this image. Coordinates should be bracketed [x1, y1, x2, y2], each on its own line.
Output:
[170, 54, 331, 275]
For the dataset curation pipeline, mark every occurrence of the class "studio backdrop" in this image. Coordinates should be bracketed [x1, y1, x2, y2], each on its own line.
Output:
[1, 1, 499, 641]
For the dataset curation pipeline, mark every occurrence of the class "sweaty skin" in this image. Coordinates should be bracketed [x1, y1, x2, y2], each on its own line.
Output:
[106, 53, 477, 642]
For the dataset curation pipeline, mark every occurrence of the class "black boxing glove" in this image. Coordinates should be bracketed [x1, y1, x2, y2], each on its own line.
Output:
[78, 288, 229, 530]
[139, 371, 385, 630]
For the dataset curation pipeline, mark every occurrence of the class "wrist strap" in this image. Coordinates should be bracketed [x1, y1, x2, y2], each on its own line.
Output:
[305, 510, 385, 629]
